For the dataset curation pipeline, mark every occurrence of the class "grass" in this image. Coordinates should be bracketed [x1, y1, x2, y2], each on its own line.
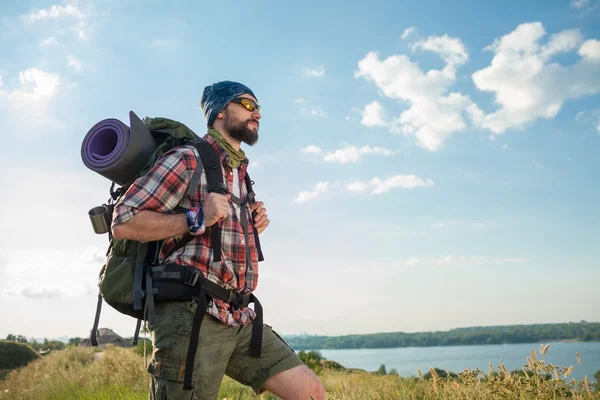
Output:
[0, 344, 598, 399]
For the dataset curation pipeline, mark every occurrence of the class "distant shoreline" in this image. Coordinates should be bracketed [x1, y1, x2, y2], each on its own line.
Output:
[293, 339, 600, 351]
[283, 322, 600, 351]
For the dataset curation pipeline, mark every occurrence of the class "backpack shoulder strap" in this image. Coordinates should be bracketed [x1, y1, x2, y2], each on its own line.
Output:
[244, 172, 264, 262]
[191, 139, 227, 195]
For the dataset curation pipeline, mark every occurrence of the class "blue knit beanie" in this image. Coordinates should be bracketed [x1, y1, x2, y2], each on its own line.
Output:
[199, 80, 257, 128]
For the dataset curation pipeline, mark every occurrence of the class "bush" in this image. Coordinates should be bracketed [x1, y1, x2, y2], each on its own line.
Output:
[0, 340, 39, 370]
[132, 338, 153, 358]
[297, 350, 324, 374]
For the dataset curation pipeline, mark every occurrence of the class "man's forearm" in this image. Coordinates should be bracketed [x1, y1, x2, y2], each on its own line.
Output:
[112, 210, 189, 242]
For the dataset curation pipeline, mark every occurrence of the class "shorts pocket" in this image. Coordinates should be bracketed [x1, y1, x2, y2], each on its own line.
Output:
[173, 299, 199, 336]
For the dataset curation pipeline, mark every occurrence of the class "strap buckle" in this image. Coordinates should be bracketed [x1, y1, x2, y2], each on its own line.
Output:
[184, 269, 200, 287]
[228, 291, 251, 309]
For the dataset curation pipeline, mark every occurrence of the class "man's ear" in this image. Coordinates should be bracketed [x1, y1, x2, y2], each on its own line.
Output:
[216, 111, 224, 120]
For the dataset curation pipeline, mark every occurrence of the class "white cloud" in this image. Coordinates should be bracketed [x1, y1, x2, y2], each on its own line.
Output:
[347, 174, 434, 194]
[401, 27, 416, 40]
[303, 66, 325, 78]
[75, 20, 87, 41]
[0, 68, 63, 129]
[40, 36, 58, 46]
[24, 4, 85, 21]
[576, 111, 585, 120]
[301, 145, 323, 154]
[346, 181, 370, 192]
[22, 4, 88, 41]
[67, 55, 82, 71]
[357, 23, 600, 149]
[579, 39, 600, 60]
[301, 144, 394, 163]
[294, 182, 330, 204]
[323, 145, 393, 164]
[472, 22, 600, 135]
[0, 246, 105, 299]
[4, 286, 63, 299]
[361, 100, 388, 127]
[355, 33, 478, 151]
[405, 257, 420, 267]
[294, 98, 304, 104]
[570, 0, 590, 8]
[594, 109, 600, 133]
[412, 34, 469, 66]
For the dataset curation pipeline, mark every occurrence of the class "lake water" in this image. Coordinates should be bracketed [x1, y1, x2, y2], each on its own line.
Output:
[312, 342, 600, 383]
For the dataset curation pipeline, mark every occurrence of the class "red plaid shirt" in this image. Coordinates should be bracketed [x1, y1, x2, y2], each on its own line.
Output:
[112, 134, 259, 326]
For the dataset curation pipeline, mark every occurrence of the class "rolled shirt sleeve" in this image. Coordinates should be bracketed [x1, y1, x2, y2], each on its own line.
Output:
[112, 146, 198, 227]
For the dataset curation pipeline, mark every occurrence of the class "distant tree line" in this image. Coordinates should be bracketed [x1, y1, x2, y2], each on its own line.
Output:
[3, 334, 82, 352]
[284, 321, 600, 350]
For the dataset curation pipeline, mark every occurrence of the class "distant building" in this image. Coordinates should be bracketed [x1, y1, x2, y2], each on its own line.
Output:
[80, 328, 132, 348]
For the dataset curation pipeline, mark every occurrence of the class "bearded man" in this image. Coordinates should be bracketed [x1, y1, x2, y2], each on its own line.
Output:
[111, 81, 324, 400]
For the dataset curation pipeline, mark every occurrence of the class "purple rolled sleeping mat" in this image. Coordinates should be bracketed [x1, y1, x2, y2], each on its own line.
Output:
[81, 111, 158, 186]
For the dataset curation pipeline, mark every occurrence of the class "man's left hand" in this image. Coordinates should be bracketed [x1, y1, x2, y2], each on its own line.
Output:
[249, 201, 270, 234]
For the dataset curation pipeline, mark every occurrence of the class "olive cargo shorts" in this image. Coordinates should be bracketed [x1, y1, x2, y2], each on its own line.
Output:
[146, 299, 303, 400]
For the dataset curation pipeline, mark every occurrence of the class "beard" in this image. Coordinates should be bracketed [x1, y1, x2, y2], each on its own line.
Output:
[224, 113, 259, 146]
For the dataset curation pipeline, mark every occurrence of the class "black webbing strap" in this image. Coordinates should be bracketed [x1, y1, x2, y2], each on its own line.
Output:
[191, 139, 228, 263]
[133, 242, 148, 311]
[186, 148, 205, 197]
[145, 273, 156, 325]
[90, 293, 102, 346]
[244, 173, 264, 262]
[183, 286, 208, 391]
[132, 319, 142, 346]
[250, 295, 263, 358]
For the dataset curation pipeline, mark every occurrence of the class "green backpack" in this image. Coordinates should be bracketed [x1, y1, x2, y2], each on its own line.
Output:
[89, 112, 264, 391]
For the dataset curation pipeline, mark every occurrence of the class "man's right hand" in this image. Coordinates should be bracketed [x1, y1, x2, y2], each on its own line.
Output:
[203, 192, 231, 226]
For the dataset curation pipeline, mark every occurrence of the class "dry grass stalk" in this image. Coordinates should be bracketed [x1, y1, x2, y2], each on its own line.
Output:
[527, 356, 534, 370]
[577, 352, 582, 365]
[531, 349, 537, 363]
[541, 343, 550, 355]
[499, 364, 510, 380]
[564, 365, 574, 379]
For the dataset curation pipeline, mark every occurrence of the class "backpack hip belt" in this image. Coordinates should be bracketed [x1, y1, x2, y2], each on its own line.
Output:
[91, 262, 263, 391]
[149, 263, 263, 391]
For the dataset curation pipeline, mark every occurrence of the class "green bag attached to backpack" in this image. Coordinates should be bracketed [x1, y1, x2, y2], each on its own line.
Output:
[90, 113, 204, 339]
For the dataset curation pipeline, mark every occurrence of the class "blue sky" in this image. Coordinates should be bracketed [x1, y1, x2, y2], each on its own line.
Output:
[0, 0, 599, 340]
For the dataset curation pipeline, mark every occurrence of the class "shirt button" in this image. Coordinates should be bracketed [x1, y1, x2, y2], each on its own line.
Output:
[229, 171, 233, 175]
[241, 239, 245, 245]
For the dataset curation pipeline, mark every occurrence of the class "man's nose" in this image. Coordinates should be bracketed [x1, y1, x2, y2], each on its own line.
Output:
[252, 109, 261, 120]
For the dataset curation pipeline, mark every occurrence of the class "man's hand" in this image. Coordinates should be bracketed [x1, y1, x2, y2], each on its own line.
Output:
[249, 201, 270, 234]
[203, 193, 231, 226]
